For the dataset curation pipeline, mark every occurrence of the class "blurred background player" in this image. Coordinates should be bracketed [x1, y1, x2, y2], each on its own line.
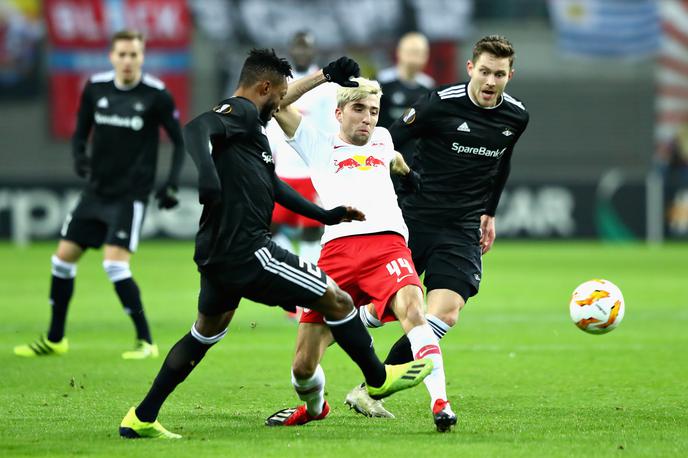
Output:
[267, 31, 339, 265]
[377, 32, 435, 130]
[377, 32, 434, 196]
[346, 34, 529, 420]
[13, 29, 185, 360]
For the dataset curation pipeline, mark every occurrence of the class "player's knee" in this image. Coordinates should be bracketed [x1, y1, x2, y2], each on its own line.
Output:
[190, 322, 228, 345]
[194, 310, 234, 338]
[434, 308, 459, 328]
[329, 283, 354, 315]
[404, 302, 426, 327]
[317, 279, 353, 316]
[51, 255, 77, 279]
[292, 355, 318, 380]
[103, 260, 132, 283]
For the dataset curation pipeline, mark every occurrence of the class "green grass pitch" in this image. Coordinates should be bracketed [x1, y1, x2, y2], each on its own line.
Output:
[1, 241, 687, 457]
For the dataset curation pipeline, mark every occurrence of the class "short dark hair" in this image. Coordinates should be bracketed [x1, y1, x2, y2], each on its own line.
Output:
[472, 35, 515, 68]
[238, 48, 293, 87]
[111, 29, 145, 49]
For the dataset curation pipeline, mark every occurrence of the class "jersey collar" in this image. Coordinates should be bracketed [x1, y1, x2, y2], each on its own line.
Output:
[114, 77, 142, 91]
[466, 81, 503, 110]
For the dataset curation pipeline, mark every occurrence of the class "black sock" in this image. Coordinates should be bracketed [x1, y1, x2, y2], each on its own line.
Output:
[136, 332, 212, 422]
[47, 275, 74, 342]
[383, 334, 413, 365]
[327, 311, 386, 387]
[114, 278, 152, 343]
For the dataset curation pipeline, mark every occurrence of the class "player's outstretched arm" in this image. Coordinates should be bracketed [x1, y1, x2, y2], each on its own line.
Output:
[183, 112, 225, 205]
[274, 176, 365, 225]
[275, 57, 360, 138]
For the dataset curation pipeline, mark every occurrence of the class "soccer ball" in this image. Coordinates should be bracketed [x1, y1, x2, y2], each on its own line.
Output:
[569, 279, 625, 334]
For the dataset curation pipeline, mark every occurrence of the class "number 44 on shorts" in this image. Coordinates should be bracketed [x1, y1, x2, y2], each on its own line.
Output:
[386, 258, 414, 282]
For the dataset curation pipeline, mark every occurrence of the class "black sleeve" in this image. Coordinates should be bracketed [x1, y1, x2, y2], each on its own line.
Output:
[273, 177, 330, 223]
[71, 82, 93, 164]
[388, 91, 433, 163]
[484, 115, 530, 216]
[484, 149, 512, 216]
[157, 90, 185, 187]
[183, 111, 228, 203]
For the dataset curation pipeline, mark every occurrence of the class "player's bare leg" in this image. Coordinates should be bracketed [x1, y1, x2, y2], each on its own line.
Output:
[353, 285, 455, 431]
[303, 279, 432, 397]
[103, 244, 156, 359]
[14, 240, 83, 357]
[265, 323, 333, 426]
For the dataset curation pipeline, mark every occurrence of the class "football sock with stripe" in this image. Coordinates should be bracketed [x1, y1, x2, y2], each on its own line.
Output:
[115, 278, 152, 344]
[292, 365, 326, 417]
[47, 255, 76, 343]
[104, 261, 152, 344]
[359, 304, 383, 328]
[136, 326, 225, 422]
[326, 308, 386, 388]
[384, 314, 452, 364]
[407, 324, 447, 405]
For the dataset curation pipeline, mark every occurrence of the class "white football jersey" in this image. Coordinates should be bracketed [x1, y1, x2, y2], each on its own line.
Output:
[286, 118, 408, 245]
[267, 67, 339, 179]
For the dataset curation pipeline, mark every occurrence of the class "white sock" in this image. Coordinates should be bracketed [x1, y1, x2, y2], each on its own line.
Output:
[299, 241, 321, 263]
[407, 324, 447, 407]
[426, 314, 452, 340]
[272, 232, 293, 251]
[359, 304, 383, 328]
[291, 364, 326, 417]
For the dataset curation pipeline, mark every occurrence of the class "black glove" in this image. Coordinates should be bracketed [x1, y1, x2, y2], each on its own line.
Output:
[155, 184, 179, 209]
[399, 170, 422, 193]
[74, 155, 91, 178]
[323, 57, 360, 87]
[322, 206, 348, 225]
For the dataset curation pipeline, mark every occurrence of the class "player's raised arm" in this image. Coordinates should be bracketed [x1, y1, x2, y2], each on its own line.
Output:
[274, 176, 365, 225]
[183, 112, 225, 205]
[274, 56, 360, 138]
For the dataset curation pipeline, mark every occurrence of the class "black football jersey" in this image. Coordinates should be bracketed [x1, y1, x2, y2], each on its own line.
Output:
[390, 82, 529, 229]
[192, 97, 277, 268]
[377, 68, 434, 129]
[72, 71, 183, 200]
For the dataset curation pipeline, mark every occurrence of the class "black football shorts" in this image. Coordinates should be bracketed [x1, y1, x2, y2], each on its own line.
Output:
[61, 193, 146, 252]
[407, 224, 482, 302]
[197, 241, 329, 315]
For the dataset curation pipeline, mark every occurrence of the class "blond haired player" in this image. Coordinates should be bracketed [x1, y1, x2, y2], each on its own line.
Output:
[264, 63, 456, 432]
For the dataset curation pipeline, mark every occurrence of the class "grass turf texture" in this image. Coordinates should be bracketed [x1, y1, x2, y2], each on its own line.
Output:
[1, 240, 686, 457]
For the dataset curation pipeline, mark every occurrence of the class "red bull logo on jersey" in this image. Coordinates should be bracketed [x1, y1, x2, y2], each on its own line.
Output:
[334, 155, 386, 173]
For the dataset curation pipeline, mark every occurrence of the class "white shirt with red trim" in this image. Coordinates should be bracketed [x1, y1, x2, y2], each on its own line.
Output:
[286, 118, 408, 245]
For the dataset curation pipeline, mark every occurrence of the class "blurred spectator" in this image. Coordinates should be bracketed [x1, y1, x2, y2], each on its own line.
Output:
[0, 0, 42, 98]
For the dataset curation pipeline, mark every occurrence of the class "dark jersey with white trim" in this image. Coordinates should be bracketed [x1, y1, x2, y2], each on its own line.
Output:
[72, 71, 184, 200]
[192, 97, 277, 268]
[377, 67, 435, 129]
[390, 82, 529, 229]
